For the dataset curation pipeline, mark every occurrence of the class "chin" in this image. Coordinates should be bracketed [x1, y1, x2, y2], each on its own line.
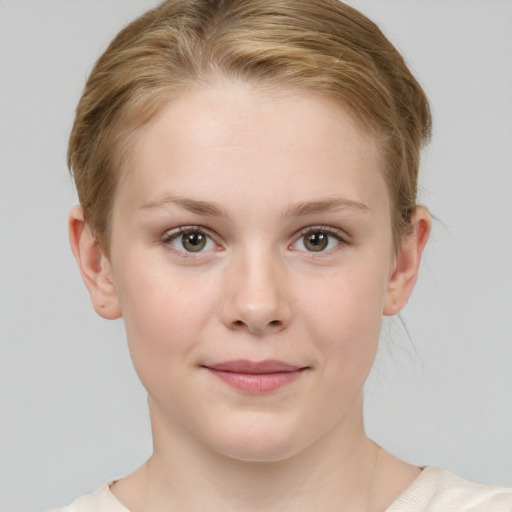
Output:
[206, 415, 312, 463]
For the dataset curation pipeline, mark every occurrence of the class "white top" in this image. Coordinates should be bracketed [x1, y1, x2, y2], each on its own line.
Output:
[50, 466, 512, 512]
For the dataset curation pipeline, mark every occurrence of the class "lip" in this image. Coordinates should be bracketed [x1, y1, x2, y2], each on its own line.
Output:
[204, 359, 307, 393]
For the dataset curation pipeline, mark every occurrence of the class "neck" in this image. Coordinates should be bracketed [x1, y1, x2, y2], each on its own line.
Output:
[114, 395, 381, 512]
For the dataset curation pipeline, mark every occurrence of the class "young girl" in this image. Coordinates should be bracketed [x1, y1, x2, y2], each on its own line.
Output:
[51, 0, 512, 510]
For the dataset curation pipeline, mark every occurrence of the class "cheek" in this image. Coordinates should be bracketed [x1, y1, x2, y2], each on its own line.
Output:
[113, 260, 219, 381]
[297, 259, 389, 377]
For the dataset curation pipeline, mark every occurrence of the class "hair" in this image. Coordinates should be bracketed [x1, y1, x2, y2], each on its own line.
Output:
[68, 0, 431, 253]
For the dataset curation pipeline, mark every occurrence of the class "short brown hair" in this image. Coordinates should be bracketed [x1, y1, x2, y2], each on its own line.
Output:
[68, 0, 431, 252]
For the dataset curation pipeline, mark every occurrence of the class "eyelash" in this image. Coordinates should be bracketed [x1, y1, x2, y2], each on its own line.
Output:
[291, 226, 348, 254]
[160, 225, 349, 257]
[160, 226, 221, 258]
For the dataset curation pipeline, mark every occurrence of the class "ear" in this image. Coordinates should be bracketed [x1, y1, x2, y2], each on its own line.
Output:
[68, 205, 122, 320]
[383, 206, 431, 316]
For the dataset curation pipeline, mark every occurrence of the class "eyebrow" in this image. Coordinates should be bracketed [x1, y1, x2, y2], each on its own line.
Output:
[140, 195, 227, 217]
[284, 197, 370, 217]
[139, 194, 369, 218]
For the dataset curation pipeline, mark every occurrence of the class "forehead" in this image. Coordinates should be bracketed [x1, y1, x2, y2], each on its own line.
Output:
[116, 83, 388, 215]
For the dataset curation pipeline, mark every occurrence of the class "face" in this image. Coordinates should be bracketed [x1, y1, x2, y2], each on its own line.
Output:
[104, 83, 400, 461]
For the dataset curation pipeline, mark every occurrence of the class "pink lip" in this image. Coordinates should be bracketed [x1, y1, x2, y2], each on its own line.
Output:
[204, 359, 306, 393]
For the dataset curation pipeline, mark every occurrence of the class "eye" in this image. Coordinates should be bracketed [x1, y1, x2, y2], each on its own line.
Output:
[164, 228, 217, 253]
[292, 228, 343, 253]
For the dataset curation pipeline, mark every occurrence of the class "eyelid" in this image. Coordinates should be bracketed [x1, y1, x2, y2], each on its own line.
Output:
[290, 225, 350, 252]
[159, 224, 349, 257]
[161, 225, 222, 257]
[295, 225, 346, 239]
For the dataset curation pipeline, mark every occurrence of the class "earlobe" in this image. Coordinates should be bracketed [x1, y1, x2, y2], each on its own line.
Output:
[383, 206, 431, 316]
[68, 205, 122, 320]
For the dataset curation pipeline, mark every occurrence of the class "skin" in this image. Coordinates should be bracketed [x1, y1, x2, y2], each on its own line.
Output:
[70, 82, 431, 511]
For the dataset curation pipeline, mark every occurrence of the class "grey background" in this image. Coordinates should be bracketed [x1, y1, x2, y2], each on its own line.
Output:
[1, 1, 511, 510]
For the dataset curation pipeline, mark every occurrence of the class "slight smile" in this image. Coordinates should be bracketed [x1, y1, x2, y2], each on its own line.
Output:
[203, 360, 308, 394]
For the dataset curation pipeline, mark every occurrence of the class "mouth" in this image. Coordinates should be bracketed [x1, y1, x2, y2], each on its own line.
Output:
[203, 359, 308, 394]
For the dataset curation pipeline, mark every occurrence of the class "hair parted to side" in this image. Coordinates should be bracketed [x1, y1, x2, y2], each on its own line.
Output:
[68, 0, 431, 253]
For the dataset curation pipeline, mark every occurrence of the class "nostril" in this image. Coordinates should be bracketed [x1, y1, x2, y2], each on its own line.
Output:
[230, 319, 283, 332]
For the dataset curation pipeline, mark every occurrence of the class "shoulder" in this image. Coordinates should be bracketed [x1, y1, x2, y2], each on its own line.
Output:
[48, 482, 129, 512]
[387, 466, 512, 512]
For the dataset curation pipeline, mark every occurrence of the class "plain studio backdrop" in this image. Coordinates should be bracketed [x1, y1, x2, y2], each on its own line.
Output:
[0, 1, 511, 510]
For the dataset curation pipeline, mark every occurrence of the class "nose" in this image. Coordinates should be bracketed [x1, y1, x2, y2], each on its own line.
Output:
[220, 248, 292, 335]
